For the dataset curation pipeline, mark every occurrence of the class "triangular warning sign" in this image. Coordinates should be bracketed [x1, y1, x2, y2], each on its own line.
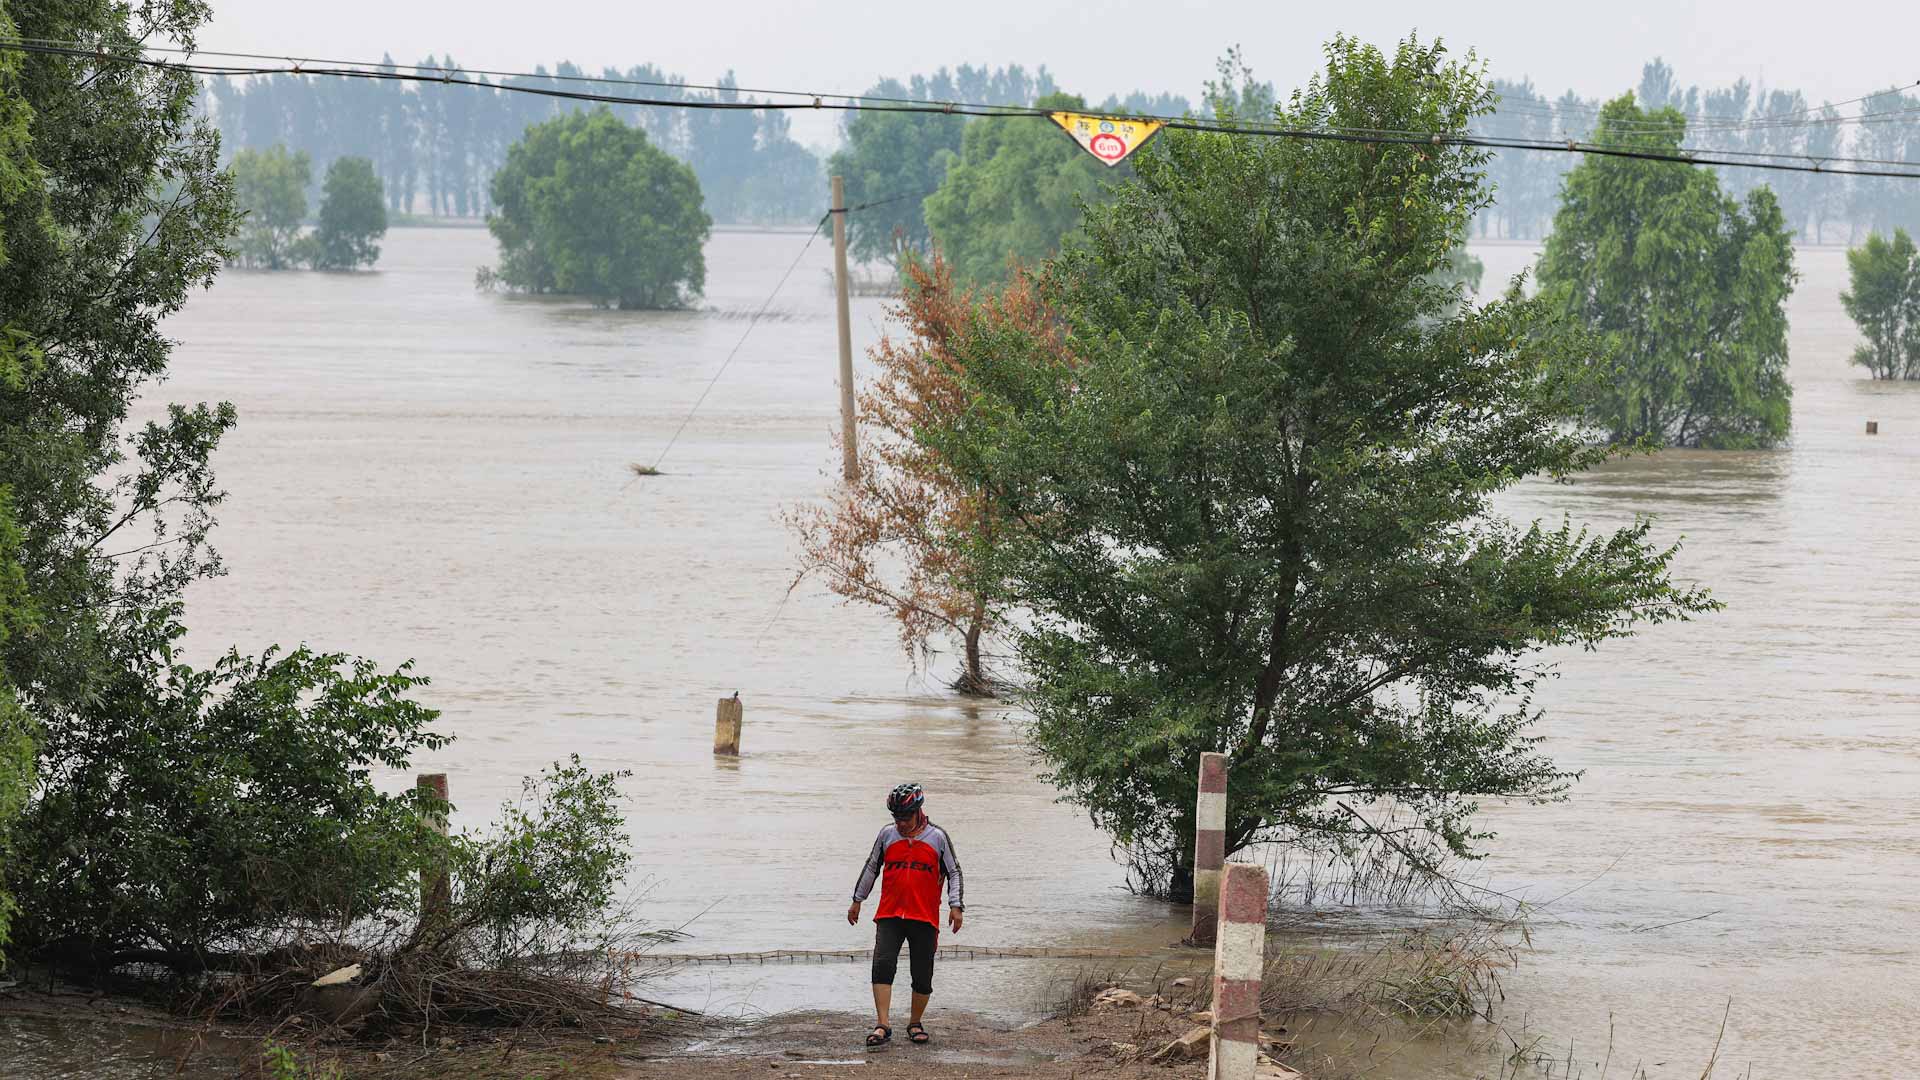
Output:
[1049, 111, 1163, 167]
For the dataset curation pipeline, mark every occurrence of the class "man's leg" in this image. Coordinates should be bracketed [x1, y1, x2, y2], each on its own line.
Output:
[870, 918, 906, 1035]
[906, 920, 936, 1030]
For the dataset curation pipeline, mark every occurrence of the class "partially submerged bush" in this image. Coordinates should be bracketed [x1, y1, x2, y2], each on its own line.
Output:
[204, 758, 650, 1037]
[436, 756, 635, 967]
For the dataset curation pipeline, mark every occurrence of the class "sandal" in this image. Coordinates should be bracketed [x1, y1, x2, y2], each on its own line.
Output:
[865, 1024, 892, 1048]
[908, 1022, 930, 1045]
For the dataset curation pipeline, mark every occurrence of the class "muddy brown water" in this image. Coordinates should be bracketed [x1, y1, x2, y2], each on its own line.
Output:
[6, 230, 1916, 1077]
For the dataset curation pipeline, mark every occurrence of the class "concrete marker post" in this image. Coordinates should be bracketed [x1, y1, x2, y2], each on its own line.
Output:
[1208, 862, 1268, 1080]
[714, 693, 743, 756]
[1191, 751, 1228, 945]
[417, 772, 450, 918]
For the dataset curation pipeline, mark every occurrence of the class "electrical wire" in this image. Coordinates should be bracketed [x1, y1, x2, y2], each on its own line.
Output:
[3, 38, 1917, 178]
[0, 35, 1041, 115]
[1489, 78, 1920, 130]
[642, 214, 829, 476]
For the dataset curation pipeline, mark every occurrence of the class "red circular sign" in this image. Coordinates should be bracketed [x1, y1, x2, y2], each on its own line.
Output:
[1089, 133, 1126, 161]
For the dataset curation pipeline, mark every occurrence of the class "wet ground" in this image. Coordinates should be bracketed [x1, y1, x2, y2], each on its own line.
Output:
[619, 1006, 1210, 1079]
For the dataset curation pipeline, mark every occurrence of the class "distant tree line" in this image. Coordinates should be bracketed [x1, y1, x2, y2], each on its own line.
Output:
[204, 56, 828, 224]
[1482, 58, 1920, 241]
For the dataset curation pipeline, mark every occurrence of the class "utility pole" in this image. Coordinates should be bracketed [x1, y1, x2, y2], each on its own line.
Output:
[830, 175, 859, 483]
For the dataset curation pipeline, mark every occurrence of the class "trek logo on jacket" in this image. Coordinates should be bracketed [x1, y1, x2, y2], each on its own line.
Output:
[851, 820, 964, 927]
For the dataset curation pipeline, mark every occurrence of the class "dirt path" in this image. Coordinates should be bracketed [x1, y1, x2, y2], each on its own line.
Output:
[615, 1007, 1213, 1079]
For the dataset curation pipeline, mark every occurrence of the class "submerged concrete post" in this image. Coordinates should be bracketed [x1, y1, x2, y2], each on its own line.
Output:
[714, 694, 743, 755]
[1208, 862, 1268, 1080]
[417, 772, 450, 917]
[1191, 752, 1228, 945]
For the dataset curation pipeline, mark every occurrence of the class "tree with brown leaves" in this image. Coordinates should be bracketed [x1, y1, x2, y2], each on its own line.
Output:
[787, 256, 1058, 695]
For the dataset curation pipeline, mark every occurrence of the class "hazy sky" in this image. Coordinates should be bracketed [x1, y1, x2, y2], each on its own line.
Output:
[202, 0, 1911, 151]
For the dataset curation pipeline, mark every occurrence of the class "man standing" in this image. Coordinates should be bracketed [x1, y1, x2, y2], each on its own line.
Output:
[847, 782, 964, 1047]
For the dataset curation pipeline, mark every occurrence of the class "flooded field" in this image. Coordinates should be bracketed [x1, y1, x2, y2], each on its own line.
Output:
[8, 228, 1915, 1077]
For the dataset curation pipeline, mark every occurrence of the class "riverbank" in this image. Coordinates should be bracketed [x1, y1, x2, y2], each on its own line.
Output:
[0, 989, 1228, 1079]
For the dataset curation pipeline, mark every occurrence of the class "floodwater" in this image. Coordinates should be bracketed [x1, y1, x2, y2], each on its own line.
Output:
[10, 228, 1917, 1077]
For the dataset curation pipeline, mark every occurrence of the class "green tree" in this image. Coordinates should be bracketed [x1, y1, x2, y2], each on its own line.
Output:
[0, 0, 239, 959]
[0, 0, 236, 747]
[923, 92, 1113, 285]
[0, 486, 32, 964]
[929, 36, 1716, 895]
[1537, 95, 1797, 448]
[483, 108, 709, 309]
[1840, 229, 1920, 379]
[0, 6, 38, 962]
[308, 155, 387, 270]
[827, 87, 965, 263]
[231, 144, 312, 269]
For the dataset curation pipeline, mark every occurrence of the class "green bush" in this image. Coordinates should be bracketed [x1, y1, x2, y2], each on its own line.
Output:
[7, 609, 450, 967]
[437, 757, 634, 966]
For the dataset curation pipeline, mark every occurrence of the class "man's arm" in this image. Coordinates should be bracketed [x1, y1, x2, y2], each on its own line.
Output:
[939, 829, 963, 912]
[851, 830, 887, 904]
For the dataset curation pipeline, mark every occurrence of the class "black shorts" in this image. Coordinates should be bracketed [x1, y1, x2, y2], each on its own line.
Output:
[871, 916, 937, 995]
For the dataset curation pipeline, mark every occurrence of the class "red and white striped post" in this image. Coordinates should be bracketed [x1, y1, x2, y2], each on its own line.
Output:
[1209, 862, 1268, 1080]
[1191, 751, 1228, 945]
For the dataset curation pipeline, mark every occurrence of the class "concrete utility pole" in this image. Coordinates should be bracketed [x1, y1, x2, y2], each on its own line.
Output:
[830, 175, 859, 482]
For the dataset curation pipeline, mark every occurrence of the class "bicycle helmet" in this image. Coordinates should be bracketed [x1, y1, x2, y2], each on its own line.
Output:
[886, 782, 925, 817]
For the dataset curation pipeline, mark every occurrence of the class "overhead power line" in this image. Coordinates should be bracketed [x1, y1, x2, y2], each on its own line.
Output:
[4, 39, 1918, 179]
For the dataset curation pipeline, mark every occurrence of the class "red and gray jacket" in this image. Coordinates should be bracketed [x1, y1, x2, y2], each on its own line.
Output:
[852, 820, 964, 927]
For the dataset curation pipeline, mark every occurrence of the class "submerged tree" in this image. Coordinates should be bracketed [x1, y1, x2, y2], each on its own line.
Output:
[307, 156, 388, 270]
[787, 257, 1059, 694]
[230, 145, 312, 269]
[1841, 229, 1920, 379]
[482, 109, 709, 309]
[930, 35, 1718, 895]
[1538, 95, 1797, 448]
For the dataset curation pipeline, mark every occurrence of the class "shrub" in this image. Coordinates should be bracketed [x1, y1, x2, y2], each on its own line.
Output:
[432, 756, 635, 967]
[7, 610, 449, 967]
